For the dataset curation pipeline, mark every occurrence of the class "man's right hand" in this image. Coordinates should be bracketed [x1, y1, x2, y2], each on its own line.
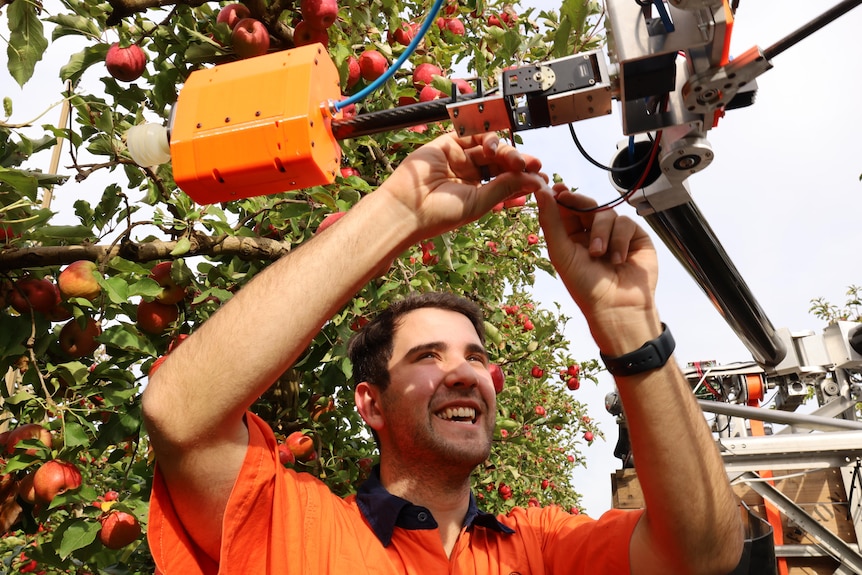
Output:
[378, 132, 549, 243]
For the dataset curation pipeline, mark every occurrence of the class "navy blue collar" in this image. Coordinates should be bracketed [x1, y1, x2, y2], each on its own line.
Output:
[355, 467, 515, 547]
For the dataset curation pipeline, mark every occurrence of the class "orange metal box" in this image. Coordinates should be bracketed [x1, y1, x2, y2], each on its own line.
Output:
[170, 44, 342, 204]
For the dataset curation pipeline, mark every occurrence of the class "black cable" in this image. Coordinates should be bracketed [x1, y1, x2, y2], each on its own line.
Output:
[567, 124, 651, 174]
[560, 130, 662, 213]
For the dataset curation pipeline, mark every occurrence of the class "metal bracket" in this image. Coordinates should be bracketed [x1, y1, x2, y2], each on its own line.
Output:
[737, 471, 862, 573]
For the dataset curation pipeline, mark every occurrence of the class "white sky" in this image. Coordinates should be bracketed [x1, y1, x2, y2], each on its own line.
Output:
[3, 1, 862, 516]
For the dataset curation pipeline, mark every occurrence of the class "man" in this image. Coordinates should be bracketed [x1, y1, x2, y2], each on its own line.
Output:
[143, 131, 745, 574]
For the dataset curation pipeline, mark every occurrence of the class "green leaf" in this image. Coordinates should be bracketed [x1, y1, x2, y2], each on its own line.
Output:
[0, 166, 39, 197]
[100, 385, 140, 407]
[6, 0, 48, 87]
[60, 44, 110, 85]
[170, 236, 192, 256]
[46, 13, 102, 41]
[63, 420, 90, 448]
[3, 96, 11, 117]
[29, 225, 96, 243]
[56, 518, 101, 559]
[101, 276, 131, 304]
[100, 324, 157, 356]
[128, 277, 163, 299]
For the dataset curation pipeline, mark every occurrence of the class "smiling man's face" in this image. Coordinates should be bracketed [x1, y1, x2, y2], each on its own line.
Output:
[377, 307, 496, 470]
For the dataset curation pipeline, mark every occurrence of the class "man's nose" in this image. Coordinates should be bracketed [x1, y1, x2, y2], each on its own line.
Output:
[442, 359, 480, 388]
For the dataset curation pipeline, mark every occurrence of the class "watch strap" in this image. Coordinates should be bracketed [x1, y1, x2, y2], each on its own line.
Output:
[600, 324, 675, 377]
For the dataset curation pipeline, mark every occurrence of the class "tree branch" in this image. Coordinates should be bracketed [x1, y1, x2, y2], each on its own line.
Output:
[106, 0, 208, 26]
[0, 234, 292, 271]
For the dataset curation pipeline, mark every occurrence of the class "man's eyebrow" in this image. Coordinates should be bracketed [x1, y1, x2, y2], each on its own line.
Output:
[404, 342, 447, 359]
[402, 342, 489, 361]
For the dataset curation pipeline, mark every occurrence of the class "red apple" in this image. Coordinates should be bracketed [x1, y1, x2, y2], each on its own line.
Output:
[136, 300, 179, 335]
[33, 460, 82, 504]
[541, 478, 550, 490]
[356, 457, 374, 476]
[398, 95, 418, 106]
[103, 490, 119, 501]
[345, 55, 361, 89]
[534, 405, 546, 417]
[216, 3, 251, 29]
[489, 363, 504, 394]
[19, 557, 38, 574]
[452, 78, 473, 94]
[412, 62, 443, 90]
[497, 483, 512, 500]
[310, 396, 335, 421]
[359, 50, 388, 82]
[527, 233, 539, 245]
[300, 0, 338, 30]
[231, 18, 270, 58]
[567, 364, 580, 377]
[350, 316, 369, 331]
[503, 195, 527, 209]
[8, 277, 61, 315]
[106, 43, 146, 82]
[99, 511, 142, 549]
[315, 211, 347, 234]
[0, 226, 19, 241]
[566, 376, 580, 391]
[584, 431, 594, 443]
[418, 85, 445, 102]
[45, 303, 74, 322]
[440, 17, 465, 35]
[167, 333, 189, 353]
[389, 21, 419, 46]
[277, 442, 295, 465]
[5, 423, 52, 456]
[530, 365, 544, 378]
[286, 431, 316, 461]
[59, 317, 102, 358]
[294, 20, 329, 47]
[148, 355, 168, 378]
[18, 471, 37, 504]
[338, 99, 356, 119]
[148, 261, 186, 305]
[340, 167, 361, 178]
[58, 260, 101, 302]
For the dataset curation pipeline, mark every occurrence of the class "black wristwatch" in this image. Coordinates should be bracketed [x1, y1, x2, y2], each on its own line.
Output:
[600, 324, 675, 377]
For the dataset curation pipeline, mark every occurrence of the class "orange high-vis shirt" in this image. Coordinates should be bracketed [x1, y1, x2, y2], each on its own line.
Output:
[149, 413, 643, 574]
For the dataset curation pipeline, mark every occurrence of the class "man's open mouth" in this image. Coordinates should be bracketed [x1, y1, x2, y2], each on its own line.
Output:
[435, 406, 478, 424]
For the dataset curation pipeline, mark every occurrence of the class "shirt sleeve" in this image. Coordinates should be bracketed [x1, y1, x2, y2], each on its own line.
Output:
[149, 412, 387, 575]
[505, 505, 644, 575]
[148, 412, 316, 574]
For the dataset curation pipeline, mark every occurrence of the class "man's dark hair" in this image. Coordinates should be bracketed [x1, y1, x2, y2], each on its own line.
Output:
[347, 292, 486, 391]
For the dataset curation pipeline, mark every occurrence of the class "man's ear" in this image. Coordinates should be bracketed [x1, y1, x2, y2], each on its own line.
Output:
[355, 381, 384, 433]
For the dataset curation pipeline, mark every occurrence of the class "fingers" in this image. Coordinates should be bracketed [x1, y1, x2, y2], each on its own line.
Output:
[481, 171, 548, 210]
[458, 132, 542, 180]
[537, 184, 641, 265]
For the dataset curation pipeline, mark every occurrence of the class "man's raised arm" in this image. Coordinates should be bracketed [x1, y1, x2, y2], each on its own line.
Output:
[536, 185, 745, 575]
[141, 131, 548, 561]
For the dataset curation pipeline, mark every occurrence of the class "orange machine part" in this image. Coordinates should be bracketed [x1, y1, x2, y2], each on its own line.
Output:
[747, 374, 789, 575]
[170, 44, 342, 204]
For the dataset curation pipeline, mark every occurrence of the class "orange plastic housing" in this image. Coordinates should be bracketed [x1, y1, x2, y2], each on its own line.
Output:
[170, 44, 342, 204]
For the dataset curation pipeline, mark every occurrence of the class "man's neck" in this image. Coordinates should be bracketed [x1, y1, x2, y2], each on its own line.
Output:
[379, 459, 474, 557]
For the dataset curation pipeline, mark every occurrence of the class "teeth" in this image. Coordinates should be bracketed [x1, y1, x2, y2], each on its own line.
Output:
[436, 407, 477, 422]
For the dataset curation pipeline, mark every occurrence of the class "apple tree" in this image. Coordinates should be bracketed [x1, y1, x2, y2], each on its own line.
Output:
[0, 0, 606, 572]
